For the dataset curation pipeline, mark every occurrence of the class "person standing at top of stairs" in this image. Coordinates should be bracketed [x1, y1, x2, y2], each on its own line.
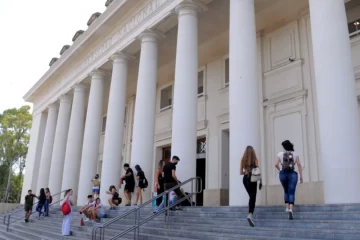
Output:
[91, 174, 101, 199]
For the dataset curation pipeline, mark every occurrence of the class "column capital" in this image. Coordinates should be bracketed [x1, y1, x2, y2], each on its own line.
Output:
[138, 30, 164, 43]
[89, 69, 108, 79]
[175, 1, 207, 16]
[72, 83, 88, 92]
[59, 94, 72, 104]
[48, 103, 59, 111]
[110, 52, 134, 64]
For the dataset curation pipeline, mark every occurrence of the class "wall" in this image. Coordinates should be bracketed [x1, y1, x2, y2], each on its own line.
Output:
[0, 203, 21, 215]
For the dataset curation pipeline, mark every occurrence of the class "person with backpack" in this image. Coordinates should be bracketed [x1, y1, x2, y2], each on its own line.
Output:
[275, 140, 303, 220]
[61, 189, 73, 236]
[134, 164, 148, 205]
[240, 146, 262, 227]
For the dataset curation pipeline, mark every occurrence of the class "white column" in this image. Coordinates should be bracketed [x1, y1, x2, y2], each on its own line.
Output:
[131, 31, 159, 201]
[20, 112, 47, 203]
[100, 53, 131, 204]
[229, 0, 260, 206]
[309, 0, 360, 203]
[61, 84, 87, 201]
[48, 95, 72, 200]
[37, 104, 59, 191]
[171, 3, 199, 183]
[77, 70, 106, 203]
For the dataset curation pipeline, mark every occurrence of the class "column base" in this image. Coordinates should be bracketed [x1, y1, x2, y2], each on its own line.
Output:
[203, 189, 229, 206]
[265, 181, 324, 205]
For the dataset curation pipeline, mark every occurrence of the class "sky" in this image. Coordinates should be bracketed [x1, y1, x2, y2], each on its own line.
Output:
[0, 0, 106, 113]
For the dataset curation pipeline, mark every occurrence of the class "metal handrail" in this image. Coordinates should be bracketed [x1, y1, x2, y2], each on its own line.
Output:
[3, 189, 67, 232]
[92, 177, 202, 240]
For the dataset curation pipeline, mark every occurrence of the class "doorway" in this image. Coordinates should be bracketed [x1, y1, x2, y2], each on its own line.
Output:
[196, 138, 206, 206]
[196, 158, 206, 206]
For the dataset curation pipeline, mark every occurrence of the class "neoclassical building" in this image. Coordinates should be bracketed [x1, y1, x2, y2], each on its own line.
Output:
[21, 0, 360, 206]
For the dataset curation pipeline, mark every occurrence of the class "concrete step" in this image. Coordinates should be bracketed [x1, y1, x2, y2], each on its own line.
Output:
[2, 205, 360, 240]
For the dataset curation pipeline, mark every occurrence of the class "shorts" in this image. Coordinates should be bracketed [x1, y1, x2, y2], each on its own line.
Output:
[112, 198, 120, 206]
[24, 204, 32, 212]
[92, 188, 100, 194]
[138, 182, 146, 189]
[98, 211, 105, 218]
[124, 184, 134, 193]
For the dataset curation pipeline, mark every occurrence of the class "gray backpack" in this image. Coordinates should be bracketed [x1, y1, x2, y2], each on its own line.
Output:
[282, 151, 295, 172]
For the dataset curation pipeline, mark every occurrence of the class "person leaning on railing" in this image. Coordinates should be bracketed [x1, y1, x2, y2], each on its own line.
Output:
[162, 156, 183, 210]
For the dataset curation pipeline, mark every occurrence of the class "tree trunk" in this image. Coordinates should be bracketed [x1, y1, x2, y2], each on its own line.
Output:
[3, 164, 12, 203]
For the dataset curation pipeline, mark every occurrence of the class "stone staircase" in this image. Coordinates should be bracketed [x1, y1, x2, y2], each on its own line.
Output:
[0, 204, 360, 239]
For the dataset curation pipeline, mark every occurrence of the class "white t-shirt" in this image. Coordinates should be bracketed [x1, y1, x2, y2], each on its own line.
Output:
[277, 151, 300, 171]
[85, 200, 96, 207]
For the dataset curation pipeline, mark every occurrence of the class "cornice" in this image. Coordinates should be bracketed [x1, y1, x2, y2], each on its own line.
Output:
[23, 0, 129, 101]
[31, 0, 183, 116]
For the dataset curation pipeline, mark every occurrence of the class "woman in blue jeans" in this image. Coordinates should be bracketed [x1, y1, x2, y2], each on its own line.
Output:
[275, 140, 303, 220]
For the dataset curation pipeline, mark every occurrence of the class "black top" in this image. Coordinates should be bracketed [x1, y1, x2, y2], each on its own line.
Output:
[38, 195, 46, 204]
[137, 170, 145, 180]
[124, 168, 135, 185]
[158, 170, 164, 185]
[112, 191, 120, 200]
[25, 194, 36, 205]
[163, 163, 177, 184]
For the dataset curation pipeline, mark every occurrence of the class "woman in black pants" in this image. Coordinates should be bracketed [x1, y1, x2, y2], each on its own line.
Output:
[155, 160, 165, 206]
[240, 146, 262, 227]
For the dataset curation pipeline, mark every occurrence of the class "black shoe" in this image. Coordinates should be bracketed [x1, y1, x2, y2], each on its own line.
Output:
[288, 211, 294, 220]
[25, 219, 28, 223]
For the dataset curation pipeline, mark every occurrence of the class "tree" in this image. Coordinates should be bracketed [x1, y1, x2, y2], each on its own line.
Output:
[0, 105, 32, 203]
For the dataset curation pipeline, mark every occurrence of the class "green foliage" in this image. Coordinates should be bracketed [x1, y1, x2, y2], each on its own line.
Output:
[0, 105, 32, 203]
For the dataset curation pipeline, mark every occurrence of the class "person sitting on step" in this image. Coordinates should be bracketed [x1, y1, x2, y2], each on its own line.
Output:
[79, 195, 95, 221]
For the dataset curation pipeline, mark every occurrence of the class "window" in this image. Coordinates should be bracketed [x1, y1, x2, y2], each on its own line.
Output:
[160, 85, 172, 110]
[198, 70, 204, 95]
[102, 116, 107, 133]
[348, 19, 360, 38]
[224, 58, 229, 85]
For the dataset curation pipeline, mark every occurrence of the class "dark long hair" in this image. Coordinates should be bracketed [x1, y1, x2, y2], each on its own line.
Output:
[39, 188, 45, 198]
[282, 140, 294, 151]
[135, 164, 142, 171]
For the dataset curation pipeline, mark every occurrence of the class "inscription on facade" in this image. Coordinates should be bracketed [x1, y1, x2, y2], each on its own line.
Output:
[80, 0, 167, 73]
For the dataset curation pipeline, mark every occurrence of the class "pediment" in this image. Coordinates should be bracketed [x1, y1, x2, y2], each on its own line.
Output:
[87, 12, 101, 26]
[72, 30, 85, 42]
[105, 0, 114, 7]
[60, 45, 70, 55]
[49, 57, 59, 67]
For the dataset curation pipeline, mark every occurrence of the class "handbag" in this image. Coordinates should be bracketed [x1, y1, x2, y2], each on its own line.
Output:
[61, 196, 71, 215]
[250, 167, 261, 182]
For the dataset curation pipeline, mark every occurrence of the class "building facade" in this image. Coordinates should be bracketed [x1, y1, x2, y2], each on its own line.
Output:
[21, 0, 360, 206]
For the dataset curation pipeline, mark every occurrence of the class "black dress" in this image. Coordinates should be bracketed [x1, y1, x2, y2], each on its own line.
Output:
[156, 173, 165, 206]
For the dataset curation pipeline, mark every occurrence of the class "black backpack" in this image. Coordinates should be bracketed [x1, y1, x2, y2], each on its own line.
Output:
[282, 151, 295, 172]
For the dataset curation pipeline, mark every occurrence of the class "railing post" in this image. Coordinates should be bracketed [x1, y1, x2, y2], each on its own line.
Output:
[6, 215, 10, 232]
[191, 179, 194, 207]
[136, 207, 140, 240]
[133, 208, 137, 240]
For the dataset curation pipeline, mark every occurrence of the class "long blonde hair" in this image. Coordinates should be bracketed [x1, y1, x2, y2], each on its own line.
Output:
[240, 146, 257, 170]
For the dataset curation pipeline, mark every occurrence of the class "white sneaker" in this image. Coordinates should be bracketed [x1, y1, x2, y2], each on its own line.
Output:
[247, 214, 255, 227]
[84, 218, 90, 222]
[285, 208, 289, 213]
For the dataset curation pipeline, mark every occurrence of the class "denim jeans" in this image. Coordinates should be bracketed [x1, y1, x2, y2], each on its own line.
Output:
[44, 199, 50, 216]
[279, 170, 298, 205]
[36, 203, 44, 217]
[156, 195, 178, 213]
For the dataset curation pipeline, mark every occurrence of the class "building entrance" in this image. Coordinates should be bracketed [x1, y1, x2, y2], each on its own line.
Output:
[161, 137, 207, 206]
